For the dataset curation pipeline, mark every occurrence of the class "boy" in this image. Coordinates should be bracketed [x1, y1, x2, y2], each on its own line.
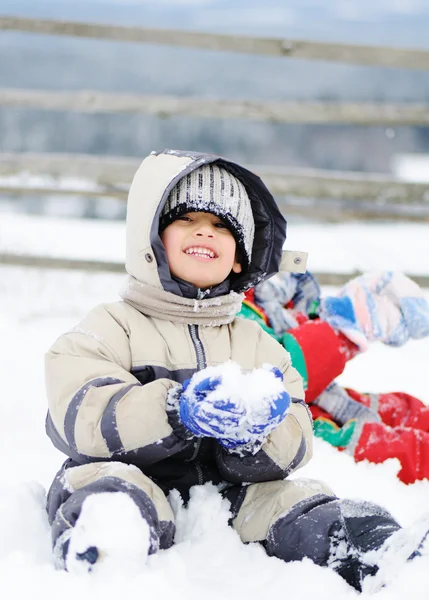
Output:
[45, 149, 429, 591]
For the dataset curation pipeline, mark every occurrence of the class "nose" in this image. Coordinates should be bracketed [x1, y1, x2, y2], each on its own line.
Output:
[195, 222, 215, 238]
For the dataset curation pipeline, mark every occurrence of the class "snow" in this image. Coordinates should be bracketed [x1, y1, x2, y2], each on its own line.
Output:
[391, 153, 429, 183]
[0, 213, 125, 262]
[2, 212, 429, 277]
[1, 213, 429, 599]
[362, 512, 429, 593]
[63, 492, 152, 575]
[176, 361, 288, 453]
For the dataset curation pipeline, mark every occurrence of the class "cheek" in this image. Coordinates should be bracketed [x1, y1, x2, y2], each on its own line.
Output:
[161, 229, 178, 256]
[224, 238, 237, 261]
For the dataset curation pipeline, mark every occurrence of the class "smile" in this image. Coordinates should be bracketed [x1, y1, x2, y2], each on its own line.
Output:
[184, 246, 217, 259]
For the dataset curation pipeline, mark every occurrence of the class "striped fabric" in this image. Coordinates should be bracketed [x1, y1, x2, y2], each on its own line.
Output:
[159, 163, 255, 266]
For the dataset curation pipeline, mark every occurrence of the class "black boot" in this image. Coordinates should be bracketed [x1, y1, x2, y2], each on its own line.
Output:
[266, 495, 402, 592]
[361, 512, 429, 593]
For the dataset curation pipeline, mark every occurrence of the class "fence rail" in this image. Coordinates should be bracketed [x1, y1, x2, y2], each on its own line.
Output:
[1, 251, 428, 288]
[3, 88, 429, 126]
[2, 15, 429, 70]
[1, 152, 428, 206]
[3, 187, 429, 221]
[0, 184, 127, 200]
[2, 15, 429, 277]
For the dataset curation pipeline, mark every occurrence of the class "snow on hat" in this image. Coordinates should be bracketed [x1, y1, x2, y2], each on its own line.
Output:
[159, 164, 255, 268]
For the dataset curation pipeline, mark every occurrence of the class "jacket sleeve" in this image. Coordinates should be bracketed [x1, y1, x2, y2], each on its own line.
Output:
[215, 325, 314, 484]
[283, 320, 359, 403]
[45, 304, 188, 465]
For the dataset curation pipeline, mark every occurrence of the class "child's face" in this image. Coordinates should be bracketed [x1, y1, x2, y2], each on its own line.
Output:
[161, 211, 242, 289]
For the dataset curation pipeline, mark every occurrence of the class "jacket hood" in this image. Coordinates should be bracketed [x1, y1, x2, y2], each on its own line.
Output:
[125, 149, 288, 299]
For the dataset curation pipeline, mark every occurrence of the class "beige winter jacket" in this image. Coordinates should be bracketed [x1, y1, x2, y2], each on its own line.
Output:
[45, 150, 313, 492]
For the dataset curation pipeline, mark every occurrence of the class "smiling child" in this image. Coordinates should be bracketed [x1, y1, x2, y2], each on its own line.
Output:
[44, 150, 429, 591]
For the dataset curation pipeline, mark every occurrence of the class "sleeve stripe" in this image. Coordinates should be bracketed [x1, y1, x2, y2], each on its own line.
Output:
[100, 383, 141, 454]
[64, 377, 124, 452]
[283, 432, 307, 477]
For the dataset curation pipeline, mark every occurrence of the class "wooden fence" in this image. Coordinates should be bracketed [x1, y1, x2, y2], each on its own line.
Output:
[2, 251, 429, 288]
[2, 16, 429, 70]
[2, 152, 429, 215]
[1, 15, 429, 283]
[2, 88, 429, 126]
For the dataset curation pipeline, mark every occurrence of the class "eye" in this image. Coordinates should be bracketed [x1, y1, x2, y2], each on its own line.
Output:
[177, 215, 192, 222]
[214, 221, 228, 229]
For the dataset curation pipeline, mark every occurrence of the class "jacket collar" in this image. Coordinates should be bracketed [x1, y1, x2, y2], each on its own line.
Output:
[121, 276, 244, 326]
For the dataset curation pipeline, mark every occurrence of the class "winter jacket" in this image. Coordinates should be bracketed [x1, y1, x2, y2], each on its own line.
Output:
[314, 388, 429, 484]
[240, 288, 358, 401]
[45, 150, 313, 497]
[240, 289, 429, 484]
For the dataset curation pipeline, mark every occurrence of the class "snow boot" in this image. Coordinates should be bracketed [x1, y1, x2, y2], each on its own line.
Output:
[361, 512, 429, 593]
[53, 491, 153, 574]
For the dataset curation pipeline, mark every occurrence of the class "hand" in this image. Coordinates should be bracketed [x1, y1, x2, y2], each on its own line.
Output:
[254, 272, 321, 334]
[178, 362, 291, 452]
[320, 271, 429, 351]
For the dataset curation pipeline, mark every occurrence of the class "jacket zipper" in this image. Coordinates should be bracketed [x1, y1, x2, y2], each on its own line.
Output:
[187, 324, 207, 462]
[194, 462, 204, 485]
[188, 324, 207, 370]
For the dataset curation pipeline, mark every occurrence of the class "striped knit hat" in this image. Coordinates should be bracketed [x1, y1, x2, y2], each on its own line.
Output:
[159, 164, 255, 268]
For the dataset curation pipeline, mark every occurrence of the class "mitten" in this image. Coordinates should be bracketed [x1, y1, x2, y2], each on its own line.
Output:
[254, 272, 321, 335]
[170, 362, 290, 453]
[320, 271, 429, 351]
[313, 382, 381, 426]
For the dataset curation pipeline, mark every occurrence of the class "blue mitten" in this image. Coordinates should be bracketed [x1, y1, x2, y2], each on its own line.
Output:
[173, 362, 291, 453]
[320, 271, 429, 351]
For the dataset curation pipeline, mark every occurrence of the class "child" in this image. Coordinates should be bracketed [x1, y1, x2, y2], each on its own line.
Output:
[241, 271, 429, 483]
[45, 149, 429, 591]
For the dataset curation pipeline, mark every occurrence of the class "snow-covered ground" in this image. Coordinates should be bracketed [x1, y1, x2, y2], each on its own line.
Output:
[1, 213, 429, 599]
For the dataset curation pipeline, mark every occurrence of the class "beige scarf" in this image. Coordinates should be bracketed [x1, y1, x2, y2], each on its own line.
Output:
[120, 276, 244, 326]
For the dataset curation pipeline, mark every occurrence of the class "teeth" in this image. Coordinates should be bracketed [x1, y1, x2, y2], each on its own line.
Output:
[185, 247, 215, 258]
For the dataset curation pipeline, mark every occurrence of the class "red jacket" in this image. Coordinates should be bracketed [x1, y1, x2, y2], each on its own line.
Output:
[242, 289, 429, 485]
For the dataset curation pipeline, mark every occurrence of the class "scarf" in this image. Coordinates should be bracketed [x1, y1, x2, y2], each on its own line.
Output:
[120, 276, 244, 326]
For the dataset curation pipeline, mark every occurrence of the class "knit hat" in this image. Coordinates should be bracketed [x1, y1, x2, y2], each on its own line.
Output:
[159, 164, 255, 268]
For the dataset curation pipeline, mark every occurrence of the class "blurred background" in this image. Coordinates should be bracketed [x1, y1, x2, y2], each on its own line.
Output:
[1, 0, 429, 283]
